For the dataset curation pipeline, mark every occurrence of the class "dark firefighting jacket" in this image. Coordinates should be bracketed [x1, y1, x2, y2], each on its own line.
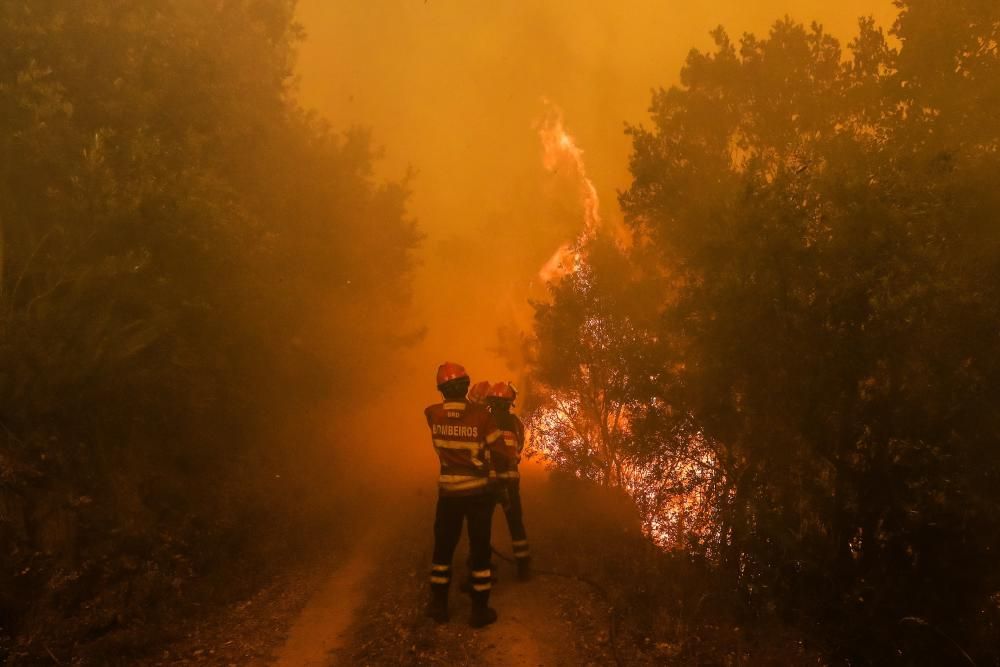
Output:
[490, 410, 525, 481]
[425, 399, 505, 496]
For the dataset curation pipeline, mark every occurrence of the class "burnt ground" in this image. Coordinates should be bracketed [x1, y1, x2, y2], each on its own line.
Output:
[137, 480, 596, 667]
[133, 466, 814, 667]
[139, 552, 335, 666]
[327, 486, 621, 666]
[266, 468, 655, 667]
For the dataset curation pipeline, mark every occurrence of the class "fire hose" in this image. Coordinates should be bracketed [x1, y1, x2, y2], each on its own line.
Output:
[491, 546, 625, 667]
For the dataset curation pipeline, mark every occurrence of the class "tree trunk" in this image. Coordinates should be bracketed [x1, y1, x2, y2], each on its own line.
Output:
[0, 211, 5, 300]
[0, 175, 6, 302]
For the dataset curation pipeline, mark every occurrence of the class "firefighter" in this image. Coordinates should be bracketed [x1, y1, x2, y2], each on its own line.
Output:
[486, 381, 531, 581]
[467, 379, 491, 404]
[463, 378, 496, 587]
[425, 362, 505, 627]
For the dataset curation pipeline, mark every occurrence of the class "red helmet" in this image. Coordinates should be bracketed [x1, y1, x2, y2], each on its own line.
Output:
[487, 381, 517, 403]
[436, 362, 469, 387]
[468, 380, 491, 403]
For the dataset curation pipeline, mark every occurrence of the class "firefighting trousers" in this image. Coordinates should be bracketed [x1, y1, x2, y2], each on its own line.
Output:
[430, 493, 494, 601]
[499, 480, 529, 561]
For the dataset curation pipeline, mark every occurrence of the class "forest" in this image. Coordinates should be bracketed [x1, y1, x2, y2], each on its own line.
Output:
[1, 0, 419, 660]
[527, 3, 1000, 663]
[2, 0, 999, 665]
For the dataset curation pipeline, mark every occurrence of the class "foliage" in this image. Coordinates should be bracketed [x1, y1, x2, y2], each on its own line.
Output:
[529, 2, 1000, 663]
[528, 238, 724, 552]
[0, 1, 418, 661]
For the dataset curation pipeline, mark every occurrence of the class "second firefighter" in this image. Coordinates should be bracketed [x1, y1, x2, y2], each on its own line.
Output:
[486, 381, 531, 581]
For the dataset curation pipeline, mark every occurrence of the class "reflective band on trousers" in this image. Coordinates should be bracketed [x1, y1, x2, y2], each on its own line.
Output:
[471, 567, 492, 591]
[496, 471, 520, 479]
[430, 563, 451, 584]
[438, 474, 488, 492]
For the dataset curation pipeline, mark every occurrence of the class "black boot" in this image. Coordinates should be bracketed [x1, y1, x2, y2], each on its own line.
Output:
[469, 591, 498, 628]
[426, 585, 449, 624]
[516, 556, 532, 582]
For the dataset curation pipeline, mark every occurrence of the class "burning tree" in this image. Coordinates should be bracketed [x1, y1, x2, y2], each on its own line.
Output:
[533, 7, 1000, 663]
[525, 103, 726, 550]
[527, 237, 724, 550]
[528, 262, 634, 488]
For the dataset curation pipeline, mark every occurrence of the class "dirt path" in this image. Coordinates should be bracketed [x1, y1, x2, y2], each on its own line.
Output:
[152, 467, 821, 667]
[470, 558, 588, 667]
[270, 529, 383, 666]
[271, 472, 624, 666]
[476, 580, 551, 666]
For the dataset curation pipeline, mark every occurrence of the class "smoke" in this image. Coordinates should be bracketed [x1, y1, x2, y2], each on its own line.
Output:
[292, 0, 899, 489]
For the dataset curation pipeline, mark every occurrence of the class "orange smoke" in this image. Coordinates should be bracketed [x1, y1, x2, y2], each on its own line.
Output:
[537, 100, 603, 282]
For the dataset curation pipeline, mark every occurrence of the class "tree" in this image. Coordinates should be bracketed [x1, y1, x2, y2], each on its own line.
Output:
[0, 1, 419, 659]
[531, 6, 1000, 663]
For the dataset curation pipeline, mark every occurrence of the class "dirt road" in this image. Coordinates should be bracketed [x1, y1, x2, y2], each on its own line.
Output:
[267, 469, 625, 666]
[271, 531, 382, 666]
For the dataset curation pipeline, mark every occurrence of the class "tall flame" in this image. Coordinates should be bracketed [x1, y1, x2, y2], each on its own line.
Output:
[537, 100, 602, 282]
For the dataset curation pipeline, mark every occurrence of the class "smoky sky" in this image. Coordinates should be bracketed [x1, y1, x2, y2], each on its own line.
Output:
[294, 0, 898, 403]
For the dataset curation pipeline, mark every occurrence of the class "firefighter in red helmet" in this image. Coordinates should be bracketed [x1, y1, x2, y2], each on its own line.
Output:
[467, 380, 491, 404]
[486, 381, 531, 581]
[424, 362, 505, 627]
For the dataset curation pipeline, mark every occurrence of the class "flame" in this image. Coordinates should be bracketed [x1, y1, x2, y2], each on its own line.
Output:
[531, 104, 720, 550]
[537, 100, 602, 282]
[527, 398, 723, 550]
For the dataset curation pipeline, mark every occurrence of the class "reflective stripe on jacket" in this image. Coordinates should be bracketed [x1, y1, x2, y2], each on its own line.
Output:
[425, 400, 503, 496]
[490, 412, 525, 480]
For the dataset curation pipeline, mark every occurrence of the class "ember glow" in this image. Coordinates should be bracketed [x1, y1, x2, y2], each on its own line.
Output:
[527, 394, 724, 549]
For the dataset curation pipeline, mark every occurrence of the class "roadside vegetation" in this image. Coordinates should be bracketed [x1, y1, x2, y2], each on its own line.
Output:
[0, 2, 418, 662]
[527, 3, 1000, 663]
[2, 1, 998, 665]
